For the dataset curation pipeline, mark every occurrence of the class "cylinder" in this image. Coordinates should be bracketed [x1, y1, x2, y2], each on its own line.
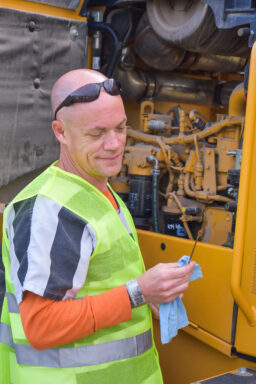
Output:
[147, 0, 249, 57]
[134, 13, 186, 71]
[116, 68, 240, 107]
[163, 212, 188, 238]
[127, 174, 152, 225]
[134, 11, 246, 73]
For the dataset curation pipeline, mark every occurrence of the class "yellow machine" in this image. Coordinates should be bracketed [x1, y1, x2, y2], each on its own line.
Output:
[0, 1, 256, 383]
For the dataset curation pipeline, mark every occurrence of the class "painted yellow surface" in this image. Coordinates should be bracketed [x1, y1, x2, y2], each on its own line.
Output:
[138, 226, 256, 382]
[152, 324, 256, 384]
[231, 43, 256, 328]
[0, 0, 85, 19]
[138, 230, 234, 343]
[233, 49, 256, 354]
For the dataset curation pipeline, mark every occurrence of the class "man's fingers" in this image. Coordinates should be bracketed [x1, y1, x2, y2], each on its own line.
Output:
[149, 303, 160, 320]
[137, 260, 196, 305]
[160, 283, 189, 303]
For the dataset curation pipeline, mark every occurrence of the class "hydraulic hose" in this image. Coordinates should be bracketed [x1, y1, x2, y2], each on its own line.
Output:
[147, 156, 160, 233]
[152, 169, 160, 233]
[87, 21, 122, 77]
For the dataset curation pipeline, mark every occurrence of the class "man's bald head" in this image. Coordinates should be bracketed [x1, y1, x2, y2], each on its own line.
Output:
[51, 69, 107, 118]
[51, 69, 127, 189]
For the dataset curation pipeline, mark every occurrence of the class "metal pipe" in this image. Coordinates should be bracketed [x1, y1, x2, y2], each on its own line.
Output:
[169, 192, 194, 240]
[127, 117, 243, 146]
[87, 11, 103, 71]
[116, 69, 239, 107]
[228, 83, 246, 117]
[184, 173, 233, 203]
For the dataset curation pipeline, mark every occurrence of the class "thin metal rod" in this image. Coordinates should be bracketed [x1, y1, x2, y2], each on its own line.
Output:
[189, 231, 201, 262]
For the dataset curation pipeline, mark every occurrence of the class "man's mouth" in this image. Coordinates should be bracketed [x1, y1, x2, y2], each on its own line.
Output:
[100, 153, 123, 161]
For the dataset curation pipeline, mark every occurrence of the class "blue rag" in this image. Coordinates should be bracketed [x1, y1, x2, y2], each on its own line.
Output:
[159, 255, 202, 344]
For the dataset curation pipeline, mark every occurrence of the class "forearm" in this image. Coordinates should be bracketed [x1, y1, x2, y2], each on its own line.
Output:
[19, 285, 131, 350]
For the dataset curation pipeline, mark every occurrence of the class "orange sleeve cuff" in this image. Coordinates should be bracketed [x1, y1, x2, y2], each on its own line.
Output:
[19, 286, 132, 350]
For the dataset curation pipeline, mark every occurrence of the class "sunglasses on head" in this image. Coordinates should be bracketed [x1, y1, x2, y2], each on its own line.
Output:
[54, 78, 121, 120]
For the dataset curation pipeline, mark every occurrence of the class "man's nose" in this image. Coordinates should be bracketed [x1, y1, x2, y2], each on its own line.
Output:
[104, 130, 122, 150]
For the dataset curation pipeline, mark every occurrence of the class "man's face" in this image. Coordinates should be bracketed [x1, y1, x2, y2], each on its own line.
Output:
[62, 92, 127, 186]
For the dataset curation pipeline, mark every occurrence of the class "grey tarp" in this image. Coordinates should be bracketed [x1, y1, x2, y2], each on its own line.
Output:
[0, 7, 88, 188]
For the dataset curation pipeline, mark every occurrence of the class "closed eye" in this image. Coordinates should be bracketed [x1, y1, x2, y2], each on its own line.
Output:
[87, 129, 105, 137]
[116, 126, 127, 132]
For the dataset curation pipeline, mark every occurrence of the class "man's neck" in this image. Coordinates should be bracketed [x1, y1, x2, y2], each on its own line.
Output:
[57, 148, 108, 191]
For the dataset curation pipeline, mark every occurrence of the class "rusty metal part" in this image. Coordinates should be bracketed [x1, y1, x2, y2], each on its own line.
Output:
[134, 12, 186, 71]
[116, 69, 240, 107]
[203, 148, 217, 195]
[201, 207, 233, 245]
[168, 192, 194, 240]
[140, 101, 173, 133]
[184, 173, 233, 203]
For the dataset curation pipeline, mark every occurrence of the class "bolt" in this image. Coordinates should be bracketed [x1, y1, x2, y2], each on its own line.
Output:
[160, 243, 166, 250]
[33, 78, 40, 89]
[236, 367, 250, 376]
[237, 27, 250, 37]
[70, 26, 79, 41]
[28, 21, 36, 32]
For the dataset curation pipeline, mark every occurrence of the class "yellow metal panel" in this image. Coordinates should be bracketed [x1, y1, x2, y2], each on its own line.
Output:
[235, 119, 256, 355]
[230, 43, 256, 357]
[138, 230, 234, 343]
[231, 43, 256, 326]
[152, 322, 256, 384]
[201, 207, 232, 245]
[185, 321, 232, 357]
[0, 0, 84, 19]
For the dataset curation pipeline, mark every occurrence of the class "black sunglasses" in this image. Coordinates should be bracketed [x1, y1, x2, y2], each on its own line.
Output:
[54, 78, 121, 120]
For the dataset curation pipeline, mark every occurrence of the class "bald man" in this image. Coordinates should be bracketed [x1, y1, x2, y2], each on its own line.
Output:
[0, 69, 195, 384]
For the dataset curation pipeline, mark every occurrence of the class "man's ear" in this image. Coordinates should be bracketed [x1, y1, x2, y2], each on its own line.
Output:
[52, 120, 68, 145]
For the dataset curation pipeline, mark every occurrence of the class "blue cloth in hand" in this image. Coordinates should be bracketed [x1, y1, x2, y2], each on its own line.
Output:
[159, 255, 202, 344]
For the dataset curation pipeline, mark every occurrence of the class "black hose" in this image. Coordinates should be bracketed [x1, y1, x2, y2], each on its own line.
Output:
[87, 21, 122, 77]
[151, 169, 160, 233]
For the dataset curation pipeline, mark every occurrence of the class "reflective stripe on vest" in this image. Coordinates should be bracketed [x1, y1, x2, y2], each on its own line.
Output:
[0, 322, 152, 368]
[6, 292, 19, 313]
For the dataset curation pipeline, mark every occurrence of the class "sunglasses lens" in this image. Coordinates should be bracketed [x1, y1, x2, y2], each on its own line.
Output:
[75, 83, 101, 101]
[104, 79, 121, 95]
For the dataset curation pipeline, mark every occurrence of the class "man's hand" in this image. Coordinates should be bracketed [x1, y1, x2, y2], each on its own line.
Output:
[137, 262, 196, 304]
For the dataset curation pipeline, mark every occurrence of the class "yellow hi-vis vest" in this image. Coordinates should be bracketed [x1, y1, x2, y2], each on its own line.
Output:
[0, 164, 163, 384]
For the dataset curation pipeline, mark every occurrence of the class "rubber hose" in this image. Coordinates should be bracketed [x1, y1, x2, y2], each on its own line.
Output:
[87, 21, 121, 77]
[152, 169, 160, 233]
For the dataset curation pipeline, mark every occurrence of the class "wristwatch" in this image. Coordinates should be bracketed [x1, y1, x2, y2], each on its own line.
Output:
[125, 278, 146, 308]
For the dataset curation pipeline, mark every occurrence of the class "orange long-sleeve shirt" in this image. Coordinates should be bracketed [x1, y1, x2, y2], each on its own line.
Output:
[19, 188, 132, 350]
